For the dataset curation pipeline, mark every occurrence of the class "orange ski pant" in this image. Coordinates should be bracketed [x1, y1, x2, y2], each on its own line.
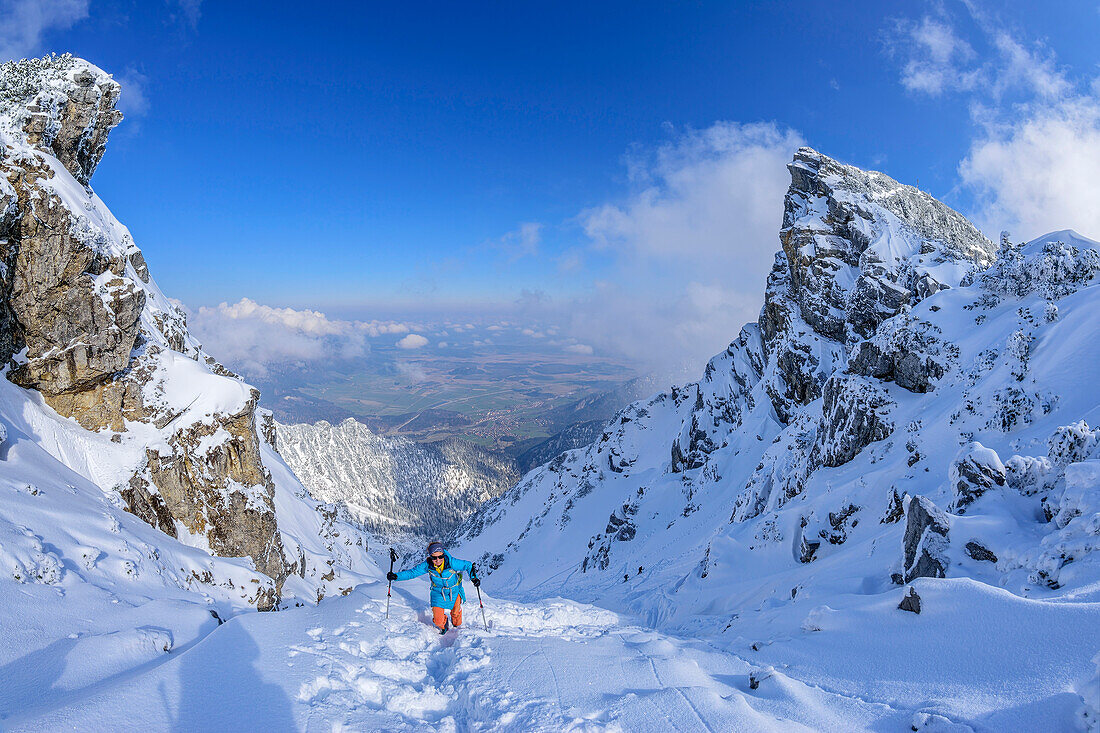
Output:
[432, 596, 462, 629]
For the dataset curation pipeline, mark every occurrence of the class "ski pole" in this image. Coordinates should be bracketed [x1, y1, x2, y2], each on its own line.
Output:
[385, 547, 398, 619]
[474, 579, 488, 631]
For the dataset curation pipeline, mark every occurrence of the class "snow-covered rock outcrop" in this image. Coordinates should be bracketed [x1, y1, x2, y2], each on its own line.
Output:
[275, 418, 517, 539]
[455, 150, 1100, 671]
[0, 55, 371, 609]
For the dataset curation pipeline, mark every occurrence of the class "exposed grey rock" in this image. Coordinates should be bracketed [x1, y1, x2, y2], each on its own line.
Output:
[881, 488, 905, 524]
[5, 172, 146, 401]
[816, 375, 893, 467]
[821, 503, 860, 545]
[1, 54, 123, 183]
[798, 534, 821, 563]
[964, 541, 997, 563]
[259, 409, 278, 449]
[902, 495, 949, 582]
[127, 391, 287, 601]
[898, 586, 921, 614]
[758, 147, 992, 423]
[949, 442, 1006, 514]
[850, 337, 947, 394]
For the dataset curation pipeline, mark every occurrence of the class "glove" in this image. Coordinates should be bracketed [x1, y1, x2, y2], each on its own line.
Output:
[386, 571, 397, 581]
[472, 576, 481, 587]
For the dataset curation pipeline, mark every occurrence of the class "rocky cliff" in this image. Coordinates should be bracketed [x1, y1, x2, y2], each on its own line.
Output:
[454, 148, 1100, 653]
[0, 55, 368, 608]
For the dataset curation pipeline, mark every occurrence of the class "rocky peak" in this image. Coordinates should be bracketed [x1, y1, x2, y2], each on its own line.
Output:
[776, 147, 994, 344]
[0, 56, 362, 608]
[0, 54, 122, 184]
[759, 149, 995, 417]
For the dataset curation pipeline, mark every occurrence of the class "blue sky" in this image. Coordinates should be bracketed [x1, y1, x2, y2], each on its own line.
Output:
[5, 0, 1100, 371]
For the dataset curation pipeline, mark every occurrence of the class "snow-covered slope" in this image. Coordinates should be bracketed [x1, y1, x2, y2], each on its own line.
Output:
[0, 575, 978, 731]
[275, 418, 517, 539]
[454, 149, 1100, 729]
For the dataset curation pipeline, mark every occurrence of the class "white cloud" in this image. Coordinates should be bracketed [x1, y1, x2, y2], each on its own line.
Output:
[191, 299, 368, 376]
[885, 8, 1100, 241]
[557, 248, 584, 273]
[395, 361, 427, 382]
[396, 334, 429, 349]
[890, 10, 1100, 241]
[189, 298, 415, 376]
[0, 0, 89, 62]
[894, 16, 978, 96]
[564, 343, 593, 355]
[557, 121, 803, 375]
[892, 13, 1069, 102]
[491, 222, 542, 261]
[115, 67, 150, 118]
[960, 97, 1100, 240]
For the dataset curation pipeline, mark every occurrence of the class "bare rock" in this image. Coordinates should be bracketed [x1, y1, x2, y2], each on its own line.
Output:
[798, 534, 821, 563]
[821, 503, 860, 545]
[964, 541, 997, 563]
[881, 487, 906, 523]
[4, 168, 145, 398]
[2, 54, 123, 183]
[816, 375, 893, 467]
[128, 393, 288, 588]
[898, 586, 921, 614]
[902, 495, 949, 582]
[259, 408, 278, 450]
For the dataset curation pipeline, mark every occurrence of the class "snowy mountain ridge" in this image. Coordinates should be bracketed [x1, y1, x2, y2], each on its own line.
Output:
[275, 417, 518, 540]
[453, 148, 1100, 728]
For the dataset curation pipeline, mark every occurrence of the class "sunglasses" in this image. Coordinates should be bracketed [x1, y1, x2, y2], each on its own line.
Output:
[429, 553, 444, 560]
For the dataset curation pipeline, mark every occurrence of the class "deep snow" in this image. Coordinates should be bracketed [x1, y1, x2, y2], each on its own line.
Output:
[0, 570, 966, 732]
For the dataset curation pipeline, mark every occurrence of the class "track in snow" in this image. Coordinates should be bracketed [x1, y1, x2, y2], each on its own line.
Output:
[5, 577, 924, 732]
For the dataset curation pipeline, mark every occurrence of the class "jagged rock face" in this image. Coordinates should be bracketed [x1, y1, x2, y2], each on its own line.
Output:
[902, 495, 950, 583]
[454, 151, 1100, 646]
[815, 375, 893, 468]
[1, 54, 122, 184]
[127, 392, 287, 587]
[671, 147, 993, 476]
[4, 163, 146, 402]
[762, 147, 993, 420]
[0, 56, 298, 604]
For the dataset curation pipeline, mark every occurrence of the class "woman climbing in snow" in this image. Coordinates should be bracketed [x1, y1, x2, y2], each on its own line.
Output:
[387, 541, 480, 634]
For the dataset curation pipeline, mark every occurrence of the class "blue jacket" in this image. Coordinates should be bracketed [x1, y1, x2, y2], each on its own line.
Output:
[394, 551, 475, 608]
